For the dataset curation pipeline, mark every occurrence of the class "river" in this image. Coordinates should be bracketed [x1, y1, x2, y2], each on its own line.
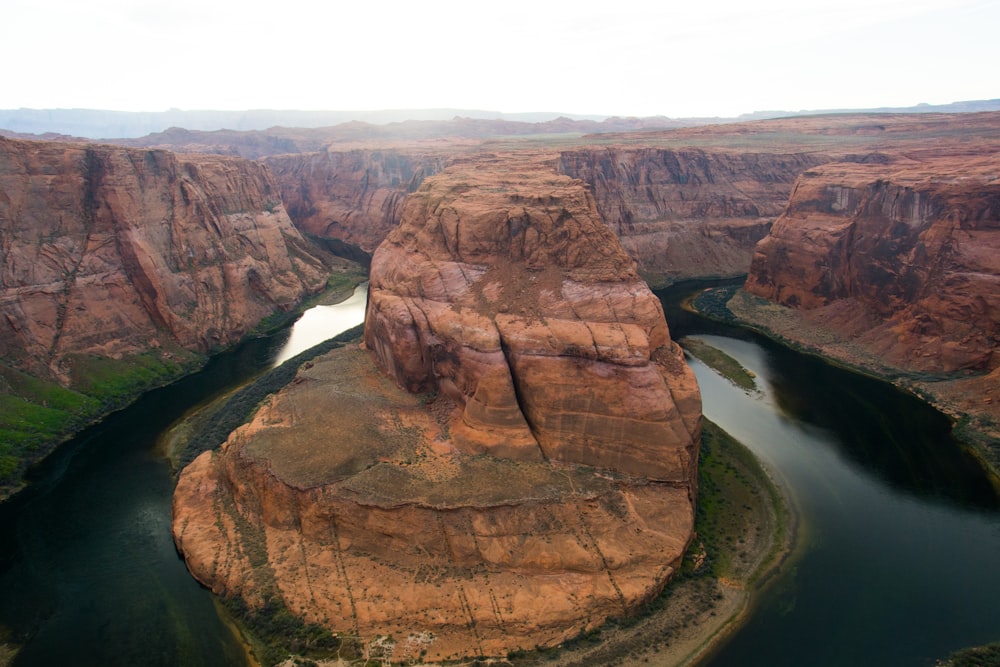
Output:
[658, 284, 1000, 666]
[0, 281, 997, 665]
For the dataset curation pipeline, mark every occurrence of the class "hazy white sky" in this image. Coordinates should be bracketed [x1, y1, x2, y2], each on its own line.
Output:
[3, 0, 997, 117]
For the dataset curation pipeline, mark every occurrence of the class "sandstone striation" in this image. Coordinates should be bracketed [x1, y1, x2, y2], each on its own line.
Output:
[266, 148, 448, 258]
[365, 155, 701, 478]
[173, 156, 701, 662]
[744, 156, 1000, 375]
[558, 147, 828, 284]
[0, 136, 334, 384]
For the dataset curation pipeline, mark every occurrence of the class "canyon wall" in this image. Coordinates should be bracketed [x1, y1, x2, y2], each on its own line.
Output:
[0, 136, 334, 384]
[558, 148, 829, 284]
[173, 156, 702, 661]
[744, 157, 1000, 376]
[265, 145, 830, 286]
[265, 149, 448, 256]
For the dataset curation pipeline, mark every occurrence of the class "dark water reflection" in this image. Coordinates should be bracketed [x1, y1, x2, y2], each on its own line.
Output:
[765, 348, 998, 510]
[0, 331, 291, 666]
[656, 282, 1000, 667]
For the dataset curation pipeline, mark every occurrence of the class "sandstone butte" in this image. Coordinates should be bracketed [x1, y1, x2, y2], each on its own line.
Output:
[743, 154, 1000, 439]
[172, 154, 702, 662]
[0, 136, 333, 385]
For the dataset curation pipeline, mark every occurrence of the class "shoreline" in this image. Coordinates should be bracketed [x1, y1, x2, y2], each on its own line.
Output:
[715, 287, 1000, 481]
[499, 420, 798, 667]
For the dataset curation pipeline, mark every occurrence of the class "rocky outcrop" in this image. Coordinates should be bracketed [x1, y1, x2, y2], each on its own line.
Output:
[366, 155, 701, 478]
[558, 148, 829, 284]
[744, 156, 1000, 376]
[173, 156, 701, 661]
[0, 136, 334, 383]
[265, 149, 448, 259]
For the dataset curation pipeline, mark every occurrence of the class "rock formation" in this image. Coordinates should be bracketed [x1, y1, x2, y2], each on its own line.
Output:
[744, 156, 1000, 375]
[0, 136, 334, 384]
[173, 155, 701, 662]
[266, 148, 448, 258]
[558, 148, 828, 284]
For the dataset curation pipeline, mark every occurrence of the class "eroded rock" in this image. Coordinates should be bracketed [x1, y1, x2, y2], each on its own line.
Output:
[0, 136, 334, 384]
[745, 156, 1000, 375]
[173, 155, 701, 661]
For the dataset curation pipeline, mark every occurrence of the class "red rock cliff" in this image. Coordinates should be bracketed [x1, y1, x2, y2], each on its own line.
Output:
[0, 136, 333, 383]
[173, 155, 702, 662]
[558, 147, 829, 284]
[365, 155, 701, 480]
[745, 156, 1000, 375]
[266, 148, 447, 256]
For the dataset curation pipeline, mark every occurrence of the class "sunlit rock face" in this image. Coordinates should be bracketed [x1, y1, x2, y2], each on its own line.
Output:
[745, 156, 1000, 375]
[0, 136, 332, 383]
[173, 154, 702, 662]
[365, 154, 702, 480]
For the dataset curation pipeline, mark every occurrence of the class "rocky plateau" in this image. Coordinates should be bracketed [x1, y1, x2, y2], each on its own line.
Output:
[172, 155, 702, 661]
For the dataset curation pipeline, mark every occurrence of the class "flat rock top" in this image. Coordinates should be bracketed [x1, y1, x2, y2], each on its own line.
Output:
[798, 154, 1000, 188]
[241, 344, 623, 506]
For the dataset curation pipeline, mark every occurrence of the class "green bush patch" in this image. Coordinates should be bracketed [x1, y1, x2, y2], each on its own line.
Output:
[681, 337, 759, 394]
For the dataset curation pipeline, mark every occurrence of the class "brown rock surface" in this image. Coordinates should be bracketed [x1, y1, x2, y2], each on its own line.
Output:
[558, 148, 828, 284]
[365, 155, 701, 479]
[173, 156, 701, 661]
[745, 156, 1000, 375]
[0, 136, 333, 383]
[265, 148, 448, 256]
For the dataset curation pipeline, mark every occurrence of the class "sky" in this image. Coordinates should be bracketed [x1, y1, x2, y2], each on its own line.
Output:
[3, 0, 998, 118]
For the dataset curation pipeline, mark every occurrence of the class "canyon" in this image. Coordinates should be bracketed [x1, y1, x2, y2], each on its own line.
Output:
[0, 138, 337, 375]
[739, 153, 1000, 458]
[2, 109, 999, 662]
[171, 156, 702, 661]
[0, 136, 345, 491]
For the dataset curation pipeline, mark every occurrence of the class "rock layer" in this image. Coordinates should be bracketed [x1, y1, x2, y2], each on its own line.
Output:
[745, 156, 1000, 375]
[266, 148, 448, 256]
[365, 155, 701, 479]
[173, 156, 701, 661]
[0, 136, 334, 383]
[558, 147, 828, 284]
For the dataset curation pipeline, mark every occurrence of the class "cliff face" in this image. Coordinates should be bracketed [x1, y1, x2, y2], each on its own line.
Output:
[366, 155, 701, 478]
[0, 136, 333, 383]
[265, 149, 448, 256]
[266, 146, 828, 286]
[558, 148, 828, 283]
[744, 157, 1000, 375]
[173, 156, 701, 661]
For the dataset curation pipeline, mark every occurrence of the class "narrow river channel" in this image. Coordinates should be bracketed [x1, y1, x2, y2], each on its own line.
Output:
[0, 281, 997, 666]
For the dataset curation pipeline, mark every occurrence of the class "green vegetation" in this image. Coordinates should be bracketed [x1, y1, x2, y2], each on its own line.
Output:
[66, 349, 199, 407]
[690, 284, 741, 323]
[939, 642, 1000, 667]
[692, 420, 788, 582]
[224, 595, 357, 667]
[681, 337, 758, 394]
[0, 353, 205, 498]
